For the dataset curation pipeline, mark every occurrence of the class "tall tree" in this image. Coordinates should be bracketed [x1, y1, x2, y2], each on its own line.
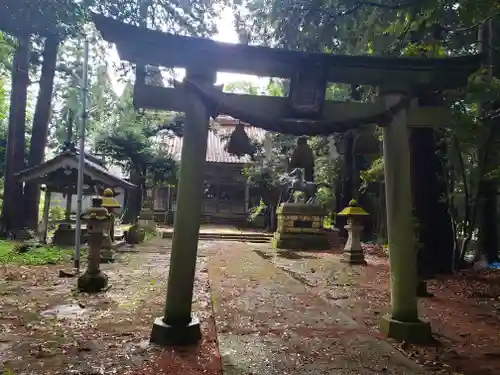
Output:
[93, 83, 178, 223]
[1, 36, 29, 234]
[475, 17, 500, 264]
[23, 36, 60, 229]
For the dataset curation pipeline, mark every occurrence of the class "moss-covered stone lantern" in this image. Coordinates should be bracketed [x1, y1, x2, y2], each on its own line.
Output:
[337, 199, 369, 265]
[101, 188, 121, 262]
[77, 197, 111, 293]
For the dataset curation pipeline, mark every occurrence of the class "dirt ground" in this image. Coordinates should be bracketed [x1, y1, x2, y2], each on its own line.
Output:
[2, 236, 500, 375]
[251, 244, 500, 375]
[0, 238, 221, 375]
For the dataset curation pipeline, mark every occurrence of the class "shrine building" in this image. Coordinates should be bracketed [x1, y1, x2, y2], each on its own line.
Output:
[152, 115, 267, 225]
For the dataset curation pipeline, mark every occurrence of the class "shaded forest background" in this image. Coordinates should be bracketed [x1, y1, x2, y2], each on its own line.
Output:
[1, 0, 500, 279]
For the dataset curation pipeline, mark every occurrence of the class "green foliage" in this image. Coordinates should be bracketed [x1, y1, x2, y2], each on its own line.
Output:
[93, 84, 179, 186]
[234, 0, 499, 57]
[1, 0, 86, 38]
[248, 199, 267, 222]
[224, 81, 262, 95]
[92, 0, 220, 37]
[1, 0, 222, 39]
[360, 157, 384, 185]
[0, 32, 14, 71]
[0, 241, 71, 265]
[315, 185, 336, 209]
[49, 205, 65, 222]
[143, 228, 157, 242]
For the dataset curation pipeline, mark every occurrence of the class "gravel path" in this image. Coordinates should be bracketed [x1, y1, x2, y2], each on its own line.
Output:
[207, 242, 428, 375]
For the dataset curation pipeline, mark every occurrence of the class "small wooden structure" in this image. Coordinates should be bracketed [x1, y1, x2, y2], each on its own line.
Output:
[15, 149, 136, 245]
[92, 12, 480, 345]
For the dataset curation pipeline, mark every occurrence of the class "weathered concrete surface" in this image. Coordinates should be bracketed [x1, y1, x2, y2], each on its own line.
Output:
[208, 242, 429, 375]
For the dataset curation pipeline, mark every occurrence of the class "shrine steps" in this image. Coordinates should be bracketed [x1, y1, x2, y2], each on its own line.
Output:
[161, 231, 272, 243]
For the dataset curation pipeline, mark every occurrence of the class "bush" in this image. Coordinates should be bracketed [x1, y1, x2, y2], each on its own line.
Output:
[50, 205, 65, 221]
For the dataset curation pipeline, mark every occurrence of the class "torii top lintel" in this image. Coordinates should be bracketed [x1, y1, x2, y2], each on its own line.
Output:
[92, 13, 480, 90]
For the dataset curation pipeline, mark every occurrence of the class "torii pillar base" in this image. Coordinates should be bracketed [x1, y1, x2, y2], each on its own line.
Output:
[379, 315, 432, 344]
[150, 316, 201, 346]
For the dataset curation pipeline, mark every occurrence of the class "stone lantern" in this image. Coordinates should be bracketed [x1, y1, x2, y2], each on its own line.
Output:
[337, 199, 369, 265]
[77, 197, 111, 293]
[101, 188, 121, 262]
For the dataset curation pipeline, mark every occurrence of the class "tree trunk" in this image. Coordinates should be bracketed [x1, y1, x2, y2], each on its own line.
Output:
[377, 182, 387, 241]
[122, 168, 143, 224]
[474, 18, 500, 266]
[23, 36, 60, 230]
[335, 133, 355, 237]
[410, 128, 455, 277]
[477, 179, 498, 264]
[121, 0, 149, 226]
[434, 133, 455, 273]
[409, 128, 439, 281]
[1, 36, 30, 235]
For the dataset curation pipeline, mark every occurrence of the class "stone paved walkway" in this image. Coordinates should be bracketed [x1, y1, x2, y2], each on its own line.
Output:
[207, 242, 429, 375]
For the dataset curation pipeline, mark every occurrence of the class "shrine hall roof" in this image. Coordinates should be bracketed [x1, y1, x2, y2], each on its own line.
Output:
[161, 120, 266, 164]
[15, 150, 137, 191]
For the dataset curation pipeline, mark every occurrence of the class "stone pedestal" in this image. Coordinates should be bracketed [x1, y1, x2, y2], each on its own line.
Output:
[101, 188, 122, 261]
[100, 218, 115, 263]
[341, 221, 367, 265]
[380, 315, 432, 344]
[138, 209, 157, 232]
[272, 203, 329, 250]
[126, 222, 145, 244]
[150, 316, 201, 346]
[52, 224, 77, 247]
[77, 197, 110, 294]
[326, 228, 341, 249]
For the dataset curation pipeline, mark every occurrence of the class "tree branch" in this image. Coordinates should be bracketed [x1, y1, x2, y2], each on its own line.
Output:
[443, 13, 500, 34]
[355, 1, 415, 9]
[295, 0, 417, 30]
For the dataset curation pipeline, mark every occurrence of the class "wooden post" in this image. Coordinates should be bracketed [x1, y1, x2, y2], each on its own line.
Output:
[65, 192, 72, 221]
[263, 132, 272, 165]
[150, 69, 215, 346]
[41, 190, 51, 243]
[379, 91, 432, 344]
[164, 186, 171, 223]
[244, 182, 250, 212]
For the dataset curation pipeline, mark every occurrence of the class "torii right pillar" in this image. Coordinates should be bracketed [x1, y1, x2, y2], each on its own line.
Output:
[379, 89, 432, 344]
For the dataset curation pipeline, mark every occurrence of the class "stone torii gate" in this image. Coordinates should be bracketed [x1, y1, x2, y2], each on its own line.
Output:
[92, 13, 480, 346]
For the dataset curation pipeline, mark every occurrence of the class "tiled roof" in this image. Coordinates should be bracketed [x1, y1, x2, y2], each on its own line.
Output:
[161, 123, 267, 164]
[15, 151, 137, 190]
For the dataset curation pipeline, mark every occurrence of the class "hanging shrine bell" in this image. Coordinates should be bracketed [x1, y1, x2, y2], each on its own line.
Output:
[226, 121, 255, 157]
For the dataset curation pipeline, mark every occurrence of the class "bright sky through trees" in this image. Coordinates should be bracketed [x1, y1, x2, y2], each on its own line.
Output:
[108, 7, 264, 95]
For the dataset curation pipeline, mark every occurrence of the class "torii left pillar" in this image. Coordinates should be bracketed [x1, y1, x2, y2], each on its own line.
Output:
[150, 68, 216, 346]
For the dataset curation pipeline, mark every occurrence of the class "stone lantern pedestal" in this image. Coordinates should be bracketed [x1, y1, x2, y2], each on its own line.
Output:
[272, 203, 330, 250]
[337, 199, 369, 265]
[101, 188, 121, 263]
[77, 197, 110, 293]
